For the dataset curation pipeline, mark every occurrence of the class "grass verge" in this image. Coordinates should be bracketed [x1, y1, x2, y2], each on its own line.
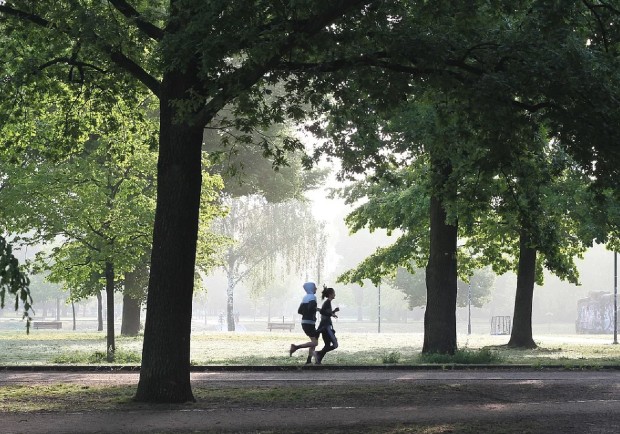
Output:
[1, 330, 619, 367]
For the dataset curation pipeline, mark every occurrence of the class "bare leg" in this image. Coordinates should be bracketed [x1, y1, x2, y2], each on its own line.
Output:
[290, 337, 317, 356]
[307, 337, 318, 364]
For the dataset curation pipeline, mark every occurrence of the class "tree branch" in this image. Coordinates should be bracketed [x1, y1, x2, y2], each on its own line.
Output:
[0, 4, 161, 97]
[39, 57, 106, 74]
[276, 55, 447, 77]
[195, 0, 376, 125]
[0, 5, 48, 26]
[582, 0, 611, 52]
[511, 100, 557, 112]
[107, 0, 164, 41]
[100, 46, 161, 96]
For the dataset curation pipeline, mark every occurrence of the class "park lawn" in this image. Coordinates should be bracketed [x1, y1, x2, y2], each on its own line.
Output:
[0, 330, 618, 367]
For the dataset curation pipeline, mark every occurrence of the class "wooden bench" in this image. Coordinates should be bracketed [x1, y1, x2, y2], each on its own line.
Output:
[267, 322, 295, 332]
[32, 321, 63, 330]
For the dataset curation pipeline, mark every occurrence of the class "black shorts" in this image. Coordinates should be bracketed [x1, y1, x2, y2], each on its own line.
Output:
[301, 323, 320, 339]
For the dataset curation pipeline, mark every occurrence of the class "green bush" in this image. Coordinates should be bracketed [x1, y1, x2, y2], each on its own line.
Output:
[417, 348, 503, 364]
[52, 349, 141, 364]
[381, 351, 401, 364]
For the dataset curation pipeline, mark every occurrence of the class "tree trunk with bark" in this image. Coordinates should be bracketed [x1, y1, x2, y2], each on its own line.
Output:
[121, 266, 145, 336]
[71, 300, 76, 331]
[507, 228, 538, 349]
[226, 272, 236, 332]
[96, 291, 103, 332]
[105, 261, 116, 362]
[135, 69, 203, 403]
[423, 159, 458, 355]
[121, 293, 142, 336]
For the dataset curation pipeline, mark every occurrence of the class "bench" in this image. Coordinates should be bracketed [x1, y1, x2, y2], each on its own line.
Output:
[32, 321, 63, 330]
[267, 322, 295, 332]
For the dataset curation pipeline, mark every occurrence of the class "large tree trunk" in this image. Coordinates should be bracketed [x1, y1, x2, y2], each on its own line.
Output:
[135, 69, 202, 403]
[507, 228, 538, 349]
[423, 158, 458, 355]
[105, 261, 116, 362]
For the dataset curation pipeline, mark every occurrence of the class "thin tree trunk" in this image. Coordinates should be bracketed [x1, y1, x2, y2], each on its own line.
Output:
[96, 291, 103, 332]
[136, 69, 202, 403]
[121, 293, 142, 336]
[227, 272, 236, 332]
[423, 158, 458, 355]
[72, 300, 76, 331]
[105, 261, 116, 362]
[507, 228, 538, 348]
[121, 266, 145, 336]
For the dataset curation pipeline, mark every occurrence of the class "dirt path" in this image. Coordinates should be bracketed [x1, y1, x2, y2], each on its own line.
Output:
[2, 368, 619, 433]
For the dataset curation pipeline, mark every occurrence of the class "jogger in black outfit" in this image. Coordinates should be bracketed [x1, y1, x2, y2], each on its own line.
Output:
[315, 286, 339, 364]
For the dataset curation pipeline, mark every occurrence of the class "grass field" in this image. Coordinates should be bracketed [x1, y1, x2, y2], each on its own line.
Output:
[1, 322, 619, 366]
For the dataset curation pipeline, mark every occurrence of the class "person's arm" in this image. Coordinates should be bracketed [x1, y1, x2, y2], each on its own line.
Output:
[320, 300, 339, 317]
[309, 299, 318, 314]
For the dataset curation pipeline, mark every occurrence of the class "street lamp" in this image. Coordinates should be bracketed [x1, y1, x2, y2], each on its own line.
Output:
[468, 283, 472, 335]
[377, 285, 381, 334]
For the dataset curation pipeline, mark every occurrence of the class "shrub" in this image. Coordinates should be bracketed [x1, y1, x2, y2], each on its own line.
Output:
[382, 351, 401, 364]
[52, 349, 141, 364]
[417, 348, 503, 364]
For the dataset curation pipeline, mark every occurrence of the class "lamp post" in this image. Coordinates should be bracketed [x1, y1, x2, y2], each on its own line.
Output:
[377, 285, 381, 333]
[468, 282, 472, 335]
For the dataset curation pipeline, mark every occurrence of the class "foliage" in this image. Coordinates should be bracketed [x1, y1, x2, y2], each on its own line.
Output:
[0, 236, 32, 328]
[299, 1, 620, 188]
[461, 139, 597, 287]
[204, 121, 328, 202]
[195, 154, 230, 281]
[211, 195, 326, 330]
[52, 349, 141, 364]
[381, 351, 401, 364]
[0, 102, 158, 299]
[26, 271, 64, 306]
[391, 266, 495, 310]
[417, 348, 503, 365]
[291, 1, 620, 290]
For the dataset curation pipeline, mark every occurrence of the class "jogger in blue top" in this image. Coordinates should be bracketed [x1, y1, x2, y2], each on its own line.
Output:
[289, 282, 320, 364]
